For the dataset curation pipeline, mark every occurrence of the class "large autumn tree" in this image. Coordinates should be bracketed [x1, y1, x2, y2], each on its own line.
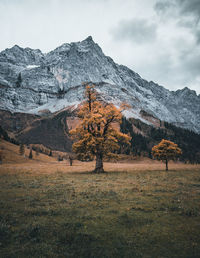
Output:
[70, 85, 131, 173]
[152, 139, 182, 171]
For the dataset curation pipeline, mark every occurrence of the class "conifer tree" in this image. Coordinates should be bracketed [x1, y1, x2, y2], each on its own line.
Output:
[19, 143, 25, 156]
[58, 155, 63, 161]
[70, 85, 131, 173]
[69, 156, 73, 166]
[152, 139, 182, 171]
[29, 149, 33, 159]
[0, 150, 3, 164]
[35, 147, 39, 156]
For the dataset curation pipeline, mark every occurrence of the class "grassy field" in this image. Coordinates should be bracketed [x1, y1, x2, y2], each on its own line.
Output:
[0, 140, 200, 257]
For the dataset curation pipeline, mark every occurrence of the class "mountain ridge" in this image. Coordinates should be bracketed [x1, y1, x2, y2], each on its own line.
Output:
[0, 36, 200, 133]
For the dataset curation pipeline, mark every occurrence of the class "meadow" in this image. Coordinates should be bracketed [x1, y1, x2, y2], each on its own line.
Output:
[0, 140, 200, 257]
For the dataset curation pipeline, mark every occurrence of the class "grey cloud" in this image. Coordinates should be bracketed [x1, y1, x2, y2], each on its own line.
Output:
[111, 18, 157, 44]
[154, 0, 175, 15]
[153, 1, 200, 92]
[155, 0, 200, 18]
[178, 0, 200, 43]
[177, 0, 200, 20]
[168, 36, 200, 89]
[177, 20, 200, 44]
[179, 46, 200, 75]
[155, 0, 200, 43]
[177, 19, 195, 28]
[151, 48, 200, 92]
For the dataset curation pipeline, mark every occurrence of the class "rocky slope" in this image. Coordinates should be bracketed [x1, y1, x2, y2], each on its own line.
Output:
[0, 36, 200, 133]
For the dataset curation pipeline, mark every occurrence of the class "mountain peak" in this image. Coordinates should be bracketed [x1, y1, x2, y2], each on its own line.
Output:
[51, 36, 96, 54]
[83, 36, 94, 42]
[6, 45, 43, 55]
[13, 44, 21, 49]
[177, 87, 197, 96]
[80, 36, 97, 47]
[182, 87, 191, 92]
[8, 44, 23, 52]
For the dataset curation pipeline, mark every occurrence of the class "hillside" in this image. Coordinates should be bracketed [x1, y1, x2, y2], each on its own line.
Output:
[120, 117, 200, 164]
[1, 108, 200, 163]
[0, 139, 56, 164]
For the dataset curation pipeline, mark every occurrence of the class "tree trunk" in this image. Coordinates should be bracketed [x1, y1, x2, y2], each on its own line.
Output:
[165, 159, 168, 171]
[94, 153, 104, 173]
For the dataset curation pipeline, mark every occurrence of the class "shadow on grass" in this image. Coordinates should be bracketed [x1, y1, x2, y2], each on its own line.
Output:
[65, 170, 132, 175]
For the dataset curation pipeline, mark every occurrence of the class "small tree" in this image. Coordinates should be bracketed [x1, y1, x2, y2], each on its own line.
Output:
[69, 156, 73, 166]
[35, 147, 39, 156]
[0, 150, 3, 164]
[58, 155, 63, 161]
[29, 149, 33, 159]
[152, 139, 182, 171]
[70, 85, 131, 173]
[19, 144, 25, 156]
[148, 150, 152, 159]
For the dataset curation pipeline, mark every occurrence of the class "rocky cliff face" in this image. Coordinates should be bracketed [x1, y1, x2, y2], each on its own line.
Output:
[0, 36, 200, 133]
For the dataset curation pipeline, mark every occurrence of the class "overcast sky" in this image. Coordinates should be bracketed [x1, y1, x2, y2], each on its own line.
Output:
[0, 0, 200, 94]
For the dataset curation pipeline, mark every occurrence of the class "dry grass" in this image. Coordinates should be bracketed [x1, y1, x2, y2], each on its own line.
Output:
[1, 140, 200, 257]
[1, 161, 199, 177]
[1, 140, 199, 175]
[0, 140, 55, 163]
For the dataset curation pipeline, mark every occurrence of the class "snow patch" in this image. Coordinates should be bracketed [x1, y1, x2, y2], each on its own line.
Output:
[26, 65, 40, 69]
[103, 78, 115, 85]
[28, 99, 80, 114]
[123, 109, 153, 125]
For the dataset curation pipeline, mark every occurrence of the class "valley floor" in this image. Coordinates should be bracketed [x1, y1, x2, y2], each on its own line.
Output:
[0, 140, 198, 174]
[0, 140, 200, 257]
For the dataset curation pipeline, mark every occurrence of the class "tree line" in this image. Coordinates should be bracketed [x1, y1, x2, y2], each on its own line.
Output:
[120, 117, 200, 164]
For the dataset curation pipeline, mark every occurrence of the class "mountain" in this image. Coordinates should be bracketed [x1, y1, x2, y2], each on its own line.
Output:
[0, 36, 200, 133]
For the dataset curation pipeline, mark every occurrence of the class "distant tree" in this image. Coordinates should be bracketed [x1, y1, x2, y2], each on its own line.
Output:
[148, 150, 152, 159]
[43, 148, 49, 155]
[29, 149, 33, 159]
[35, 147, 39, 156]
[19, 143, 25, 156]
[32, 145, 40, 154]
[152, 139, 182, 171]
[16, 73, 22, 87]
[69, 155, 73, 166]
[0, 150, 3, 164]
[0, 126, 9, 141]
[70, 85, 131, 173]
[58, 155, 63, 161]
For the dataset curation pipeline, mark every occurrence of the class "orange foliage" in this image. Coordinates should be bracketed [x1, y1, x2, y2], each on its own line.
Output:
[70, 85, 131, 171]
[152, 139, 182, 170]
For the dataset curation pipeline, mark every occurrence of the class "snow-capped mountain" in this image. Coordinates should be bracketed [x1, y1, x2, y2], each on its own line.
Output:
[0, 36, 200, 133]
